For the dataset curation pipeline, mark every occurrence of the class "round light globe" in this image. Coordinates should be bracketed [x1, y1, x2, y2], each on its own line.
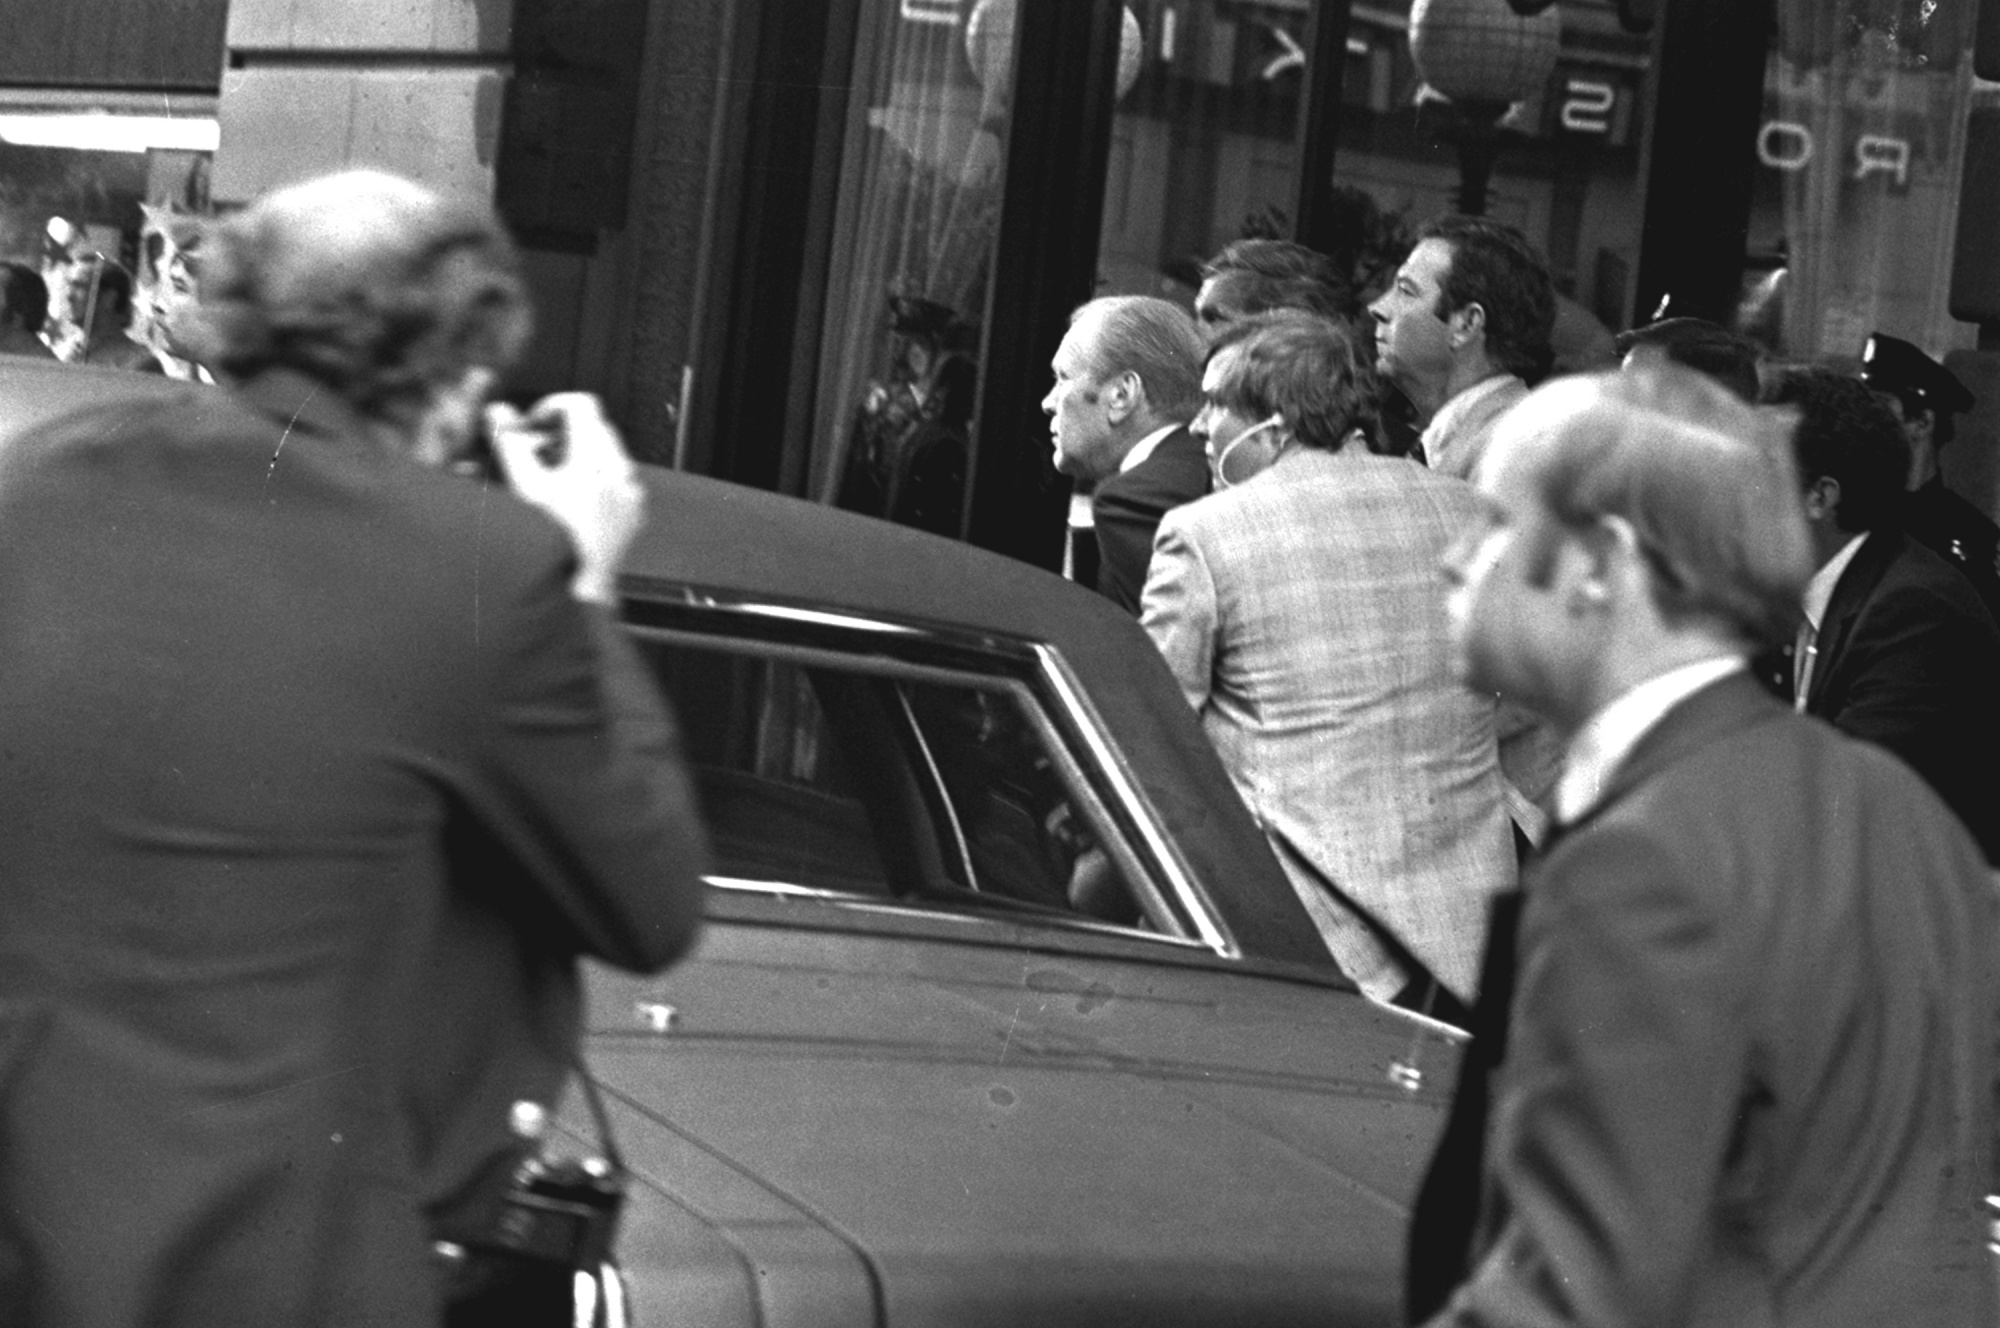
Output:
[1410, 0, 1562, 106]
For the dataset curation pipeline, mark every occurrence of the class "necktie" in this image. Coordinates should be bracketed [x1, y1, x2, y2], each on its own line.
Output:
[1792, 618, 1817, 711]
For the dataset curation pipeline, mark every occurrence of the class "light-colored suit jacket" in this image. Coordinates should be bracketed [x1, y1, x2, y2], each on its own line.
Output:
[1141, 447, 1516, 1001]
[1424, 372, 1560, 838]
[1420, 373, 1527, 484]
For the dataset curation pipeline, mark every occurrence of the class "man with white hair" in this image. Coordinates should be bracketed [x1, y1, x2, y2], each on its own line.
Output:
[0, 170, 709, 1326]
[1043, 294, 1208, 614]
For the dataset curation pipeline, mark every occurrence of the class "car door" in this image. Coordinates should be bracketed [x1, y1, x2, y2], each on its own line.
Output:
[576, 591, 1463, 1327]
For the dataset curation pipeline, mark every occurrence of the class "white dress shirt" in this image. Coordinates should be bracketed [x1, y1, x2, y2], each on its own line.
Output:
[1554, 655, 1746, 826]
[1794, 532, 1868, 709]
[1420, 373, 1519, 478]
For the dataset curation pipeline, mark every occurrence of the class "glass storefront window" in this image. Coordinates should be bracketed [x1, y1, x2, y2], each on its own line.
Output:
[1742, 0, 1983, 362]
[1328, 1, 1652, 353]
[1083, 1, 1652, 364]
[811, 0, 1024, 533]
[0, 102, 214, 376]
[1095, 0, 1318, 302]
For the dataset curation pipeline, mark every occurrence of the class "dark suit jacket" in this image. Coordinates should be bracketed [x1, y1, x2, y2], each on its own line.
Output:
[1902, 476, 2000, 624]
[1407, 672, 1996, 1327]
[1090, 426, 1208, 615]
[0, 369, 709, 1327]
[1802, 527, 2000, 863]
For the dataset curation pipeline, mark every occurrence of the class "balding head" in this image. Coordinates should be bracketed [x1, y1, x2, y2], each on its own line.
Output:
[188, 170, 532, 422]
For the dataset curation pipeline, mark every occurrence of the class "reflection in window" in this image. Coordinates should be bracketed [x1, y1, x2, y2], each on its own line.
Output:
[638, 635, 1144, 929]
[1742, 0, 1982, 359]
[814, 0, 1021, 536]
[1097, 0, 1316, 302]
[0, 131, 212, 376]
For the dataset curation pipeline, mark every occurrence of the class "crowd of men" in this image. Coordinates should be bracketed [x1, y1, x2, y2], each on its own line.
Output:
[1, 167, 1995, 1323]
[1045, 219, 2000, 1322]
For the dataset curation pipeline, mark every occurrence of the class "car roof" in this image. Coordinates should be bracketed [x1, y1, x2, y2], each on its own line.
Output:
[624, 468, 1327, 966]
[0, 358, 1330, 969]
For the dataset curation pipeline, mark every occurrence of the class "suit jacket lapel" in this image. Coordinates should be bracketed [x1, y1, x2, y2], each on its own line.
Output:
[1559, 670, 1786, 841]
[1405, 670, 1788, 1323]
[1805, 530, 1896, 710]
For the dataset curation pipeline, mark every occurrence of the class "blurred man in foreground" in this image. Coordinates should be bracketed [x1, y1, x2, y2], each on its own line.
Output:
[0, 170, 709, 1326]
[1043, 294, 1208, 614]
[1142, 313, 1514, 1024]
[1407, 361, 1996, 1326]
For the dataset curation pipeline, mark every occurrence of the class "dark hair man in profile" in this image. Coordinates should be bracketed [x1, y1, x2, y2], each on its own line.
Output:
[1043, 294, 1209, 614]
[0, 261, 56, 359]
[1410, 360, 1995, 1327]
[0, 169, 709, 1325]
[1370, 214, 1561, 849]
[1762, 365, 2000, 863]
[1193, 238, 1351, 344]
[1858, 331, 2000, 620]
[1614, 315, 1762, 402]
[1368, 215, 1555, 483]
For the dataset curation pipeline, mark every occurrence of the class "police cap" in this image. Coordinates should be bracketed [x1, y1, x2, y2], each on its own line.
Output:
[1860, 332, 1976, 417]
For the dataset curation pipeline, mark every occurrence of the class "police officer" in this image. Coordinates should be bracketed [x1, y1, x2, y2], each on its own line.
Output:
[1860, 331, 2000, 622]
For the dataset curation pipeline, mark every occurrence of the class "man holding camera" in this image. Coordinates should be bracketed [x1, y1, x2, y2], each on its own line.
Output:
[0, 170, 708, 1326]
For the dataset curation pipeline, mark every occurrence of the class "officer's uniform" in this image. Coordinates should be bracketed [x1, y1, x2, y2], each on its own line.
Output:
[1862, 331, 2000, 624]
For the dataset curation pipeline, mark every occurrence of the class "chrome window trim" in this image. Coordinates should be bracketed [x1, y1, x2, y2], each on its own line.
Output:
[702, 875, 1213, 949]
[624, 615, 1226, 952]
[889, 685, 978, 887]
[1029, 644, 1237, 957]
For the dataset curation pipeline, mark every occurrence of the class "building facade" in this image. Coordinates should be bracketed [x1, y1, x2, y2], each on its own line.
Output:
[2, 0, 1994, 568]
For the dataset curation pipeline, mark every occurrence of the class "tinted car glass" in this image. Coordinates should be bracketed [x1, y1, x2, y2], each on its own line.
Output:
[636, 632, 1153, 931]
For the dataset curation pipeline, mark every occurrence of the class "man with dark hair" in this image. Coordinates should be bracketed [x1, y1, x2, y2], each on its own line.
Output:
[1370, 215, 1561, 846]
[1043, 294, 1208, 614]
[1762, 365, 2000, 862]
[1143, 312, 1514, 1024]
[0, 170, 709, 1324]
[66, 257, 164, 373]
[0, 261, 56, 359]
[1614, 316, 1761, 402]
[1193, 238, 1351, 343]
[1411, 360, 1996, 1328]
[1859, 331, 2000, 620]
[1369, 215, 1555, 482]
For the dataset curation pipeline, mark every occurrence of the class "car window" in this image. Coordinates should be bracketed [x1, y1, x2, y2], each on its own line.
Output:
[634, 632, 1161, 934]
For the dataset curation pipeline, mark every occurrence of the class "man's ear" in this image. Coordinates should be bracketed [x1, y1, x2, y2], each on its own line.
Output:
[1568, 514, 1641, 613]
[1449, 301, 1486, 350]
[1101, 369, 1141, 424]
[1802, 474, 1842, 524]
[1910, 407, 1938, 449]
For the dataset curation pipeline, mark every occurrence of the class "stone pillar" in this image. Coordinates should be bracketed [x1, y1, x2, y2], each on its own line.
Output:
[210, 0, 512, 205]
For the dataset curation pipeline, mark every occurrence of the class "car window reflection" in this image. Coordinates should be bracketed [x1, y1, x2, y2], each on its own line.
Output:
[636, 635, 1152, 933]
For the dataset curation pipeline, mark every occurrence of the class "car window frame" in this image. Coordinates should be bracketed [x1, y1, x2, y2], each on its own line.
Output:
[618, 582, 1235, 957]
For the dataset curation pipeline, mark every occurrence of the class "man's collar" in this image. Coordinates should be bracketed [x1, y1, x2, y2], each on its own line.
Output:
[233, 367, 366, 442]
[1118, 422, 1182, 475]
[1802, 531, 1870, 631]
[1420, 373, 1518, 448]
[1554, 654, 1745, 826]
